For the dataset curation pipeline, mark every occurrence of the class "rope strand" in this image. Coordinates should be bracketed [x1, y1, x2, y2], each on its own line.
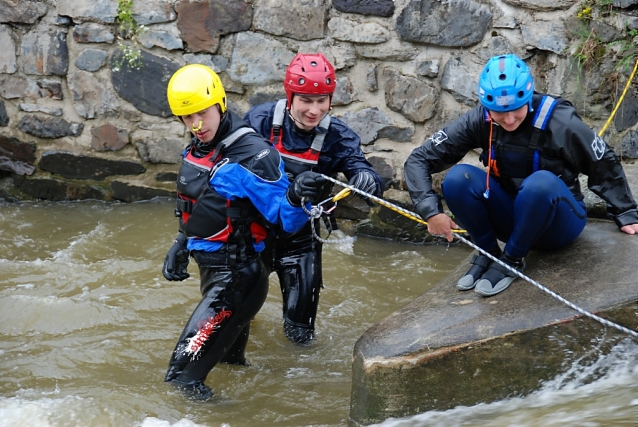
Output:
[319, 173, 638, 339]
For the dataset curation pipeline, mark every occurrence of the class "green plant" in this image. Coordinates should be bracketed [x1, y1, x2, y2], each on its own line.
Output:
[113, 0, 146, 71]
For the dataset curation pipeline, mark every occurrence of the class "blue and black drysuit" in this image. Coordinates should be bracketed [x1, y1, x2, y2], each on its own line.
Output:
[405, 93, 638, 259]
[164, 110, 309, 388]
[244, 99, 383, 344]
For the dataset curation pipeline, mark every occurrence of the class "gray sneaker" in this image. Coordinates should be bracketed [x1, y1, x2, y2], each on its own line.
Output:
[474, 258, 525, 297]
[457, 253, 493, 291]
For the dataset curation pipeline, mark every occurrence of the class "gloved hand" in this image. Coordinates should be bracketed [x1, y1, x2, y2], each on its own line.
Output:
[348, 171, 380, 204]
[287, 171, 328, 206]
[162, 232, 190, 281]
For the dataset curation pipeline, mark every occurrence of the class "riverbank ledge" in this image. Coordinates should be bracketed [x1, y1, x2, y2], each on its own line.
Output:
[349, 169, 638, 426]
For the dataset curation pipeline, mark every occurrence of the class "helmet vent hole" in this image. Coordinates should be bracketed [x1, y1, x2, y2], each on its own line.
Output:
[298, 78, 305, 85]
[517, 90, 525, 99]
[326, 78, 331, 84]
[310, 61, 317, 67]
[499, 73, 507, 81]
[486, 95, 493, 102]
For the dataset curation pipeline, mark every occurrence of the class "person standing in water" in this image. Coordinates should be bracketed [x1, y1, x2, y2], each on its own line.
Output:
[244, 53, 384, 344]
[161, 64, 327, 399]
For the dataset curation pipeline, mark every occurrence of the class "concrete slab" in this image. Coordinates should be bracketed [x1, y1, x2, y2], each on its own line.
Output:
[349, 219, 638, 426]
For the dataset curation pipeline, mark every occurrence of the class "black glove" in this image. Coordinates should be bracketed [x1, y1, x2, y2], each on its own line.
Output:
[162, 232, 190, 281]
[287, 171, 328, 206]
[348, 171, 380, 205]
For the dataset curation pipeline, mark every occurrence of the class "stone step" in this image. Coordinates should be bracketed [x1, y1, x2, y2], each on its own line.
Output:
[349, 218, 638, 426]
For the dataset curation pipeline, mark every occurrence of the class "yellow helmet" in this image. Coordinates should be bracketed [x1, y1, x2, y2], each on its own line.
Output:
[167, 64, 227, 116]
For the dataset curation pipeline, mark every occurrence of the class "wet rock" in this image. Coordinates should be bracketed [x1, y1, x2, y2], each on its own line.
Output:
[156, 172, 177, 182]
[332, 0, 395, 17]
[350, 220, 638, 425]
[111, 181, 174, 202]
[12, 175, 106, 201]
[0, 135, 36, 175]
[17, 115, 83, 139]
[39, 151, 145, 181]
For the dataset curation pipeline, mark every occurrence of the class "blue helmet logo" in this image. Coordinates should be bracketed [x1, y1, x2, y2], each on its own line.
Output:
[478, 54, 534, 112]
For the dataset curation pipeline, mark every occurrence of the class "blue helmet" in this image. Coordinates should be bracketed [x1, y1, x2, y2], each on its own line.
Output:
[477, 54, 534, 112]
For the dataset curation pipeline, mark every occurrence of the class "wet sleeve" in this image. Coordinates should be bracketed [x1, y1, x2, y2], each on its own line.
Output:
[404, 109, 483, 219]
[554, 105, 638, 226]
[210, 148, 309, 234]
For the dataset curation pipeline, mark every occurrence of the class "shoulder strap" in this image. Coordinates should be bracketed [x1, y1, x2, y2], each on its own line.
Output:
[529, 96, 557, 150]
[272, 99, 287, 136]
[219, 127, 255, 150]
[310, 113, 331, 153]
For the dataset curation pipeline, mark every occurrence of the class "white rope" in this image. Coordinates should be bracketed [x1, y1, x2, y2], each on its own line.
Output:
[320, 173, 638, 339]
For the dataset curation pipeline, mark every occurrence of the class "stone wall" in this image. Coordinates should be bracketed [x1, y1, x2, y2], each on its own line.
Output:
[1, 0, 638, 205]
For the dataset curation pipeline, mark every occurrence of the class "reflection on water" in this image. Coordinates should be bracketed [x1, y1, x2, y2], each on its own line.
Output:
[0, 199, 636, 427]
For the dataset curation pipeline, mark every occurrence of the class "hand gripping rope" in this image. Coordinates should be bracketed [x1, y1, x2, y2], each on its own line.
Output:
[316, 173, 638, 339]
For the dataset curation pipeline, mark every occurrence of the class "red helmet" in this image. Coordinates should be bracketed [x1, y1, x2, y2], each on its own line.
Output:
[284, 53, 336, 105]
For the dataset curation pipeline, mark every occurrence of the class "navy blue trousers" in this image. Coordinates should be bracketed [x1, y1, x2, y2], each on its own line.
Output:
[441, 165, 587, 258]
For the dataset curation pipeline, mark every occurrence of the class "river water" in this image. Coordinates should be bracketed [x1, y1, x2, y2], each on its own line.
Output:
[0, 199, 636, 427]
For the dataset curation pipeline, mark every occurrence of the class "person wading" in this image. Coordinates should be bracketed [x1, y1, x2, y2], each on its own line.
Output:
[161, 64, 327, 399]
[244, 53, 384, 344]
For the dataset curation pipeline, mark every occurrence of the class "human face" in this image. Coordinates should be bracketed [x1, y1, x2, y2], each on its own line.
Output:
[289, 94, 331, 131]
[181, 106, 221, 143]
[488, 105, 528, 132]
